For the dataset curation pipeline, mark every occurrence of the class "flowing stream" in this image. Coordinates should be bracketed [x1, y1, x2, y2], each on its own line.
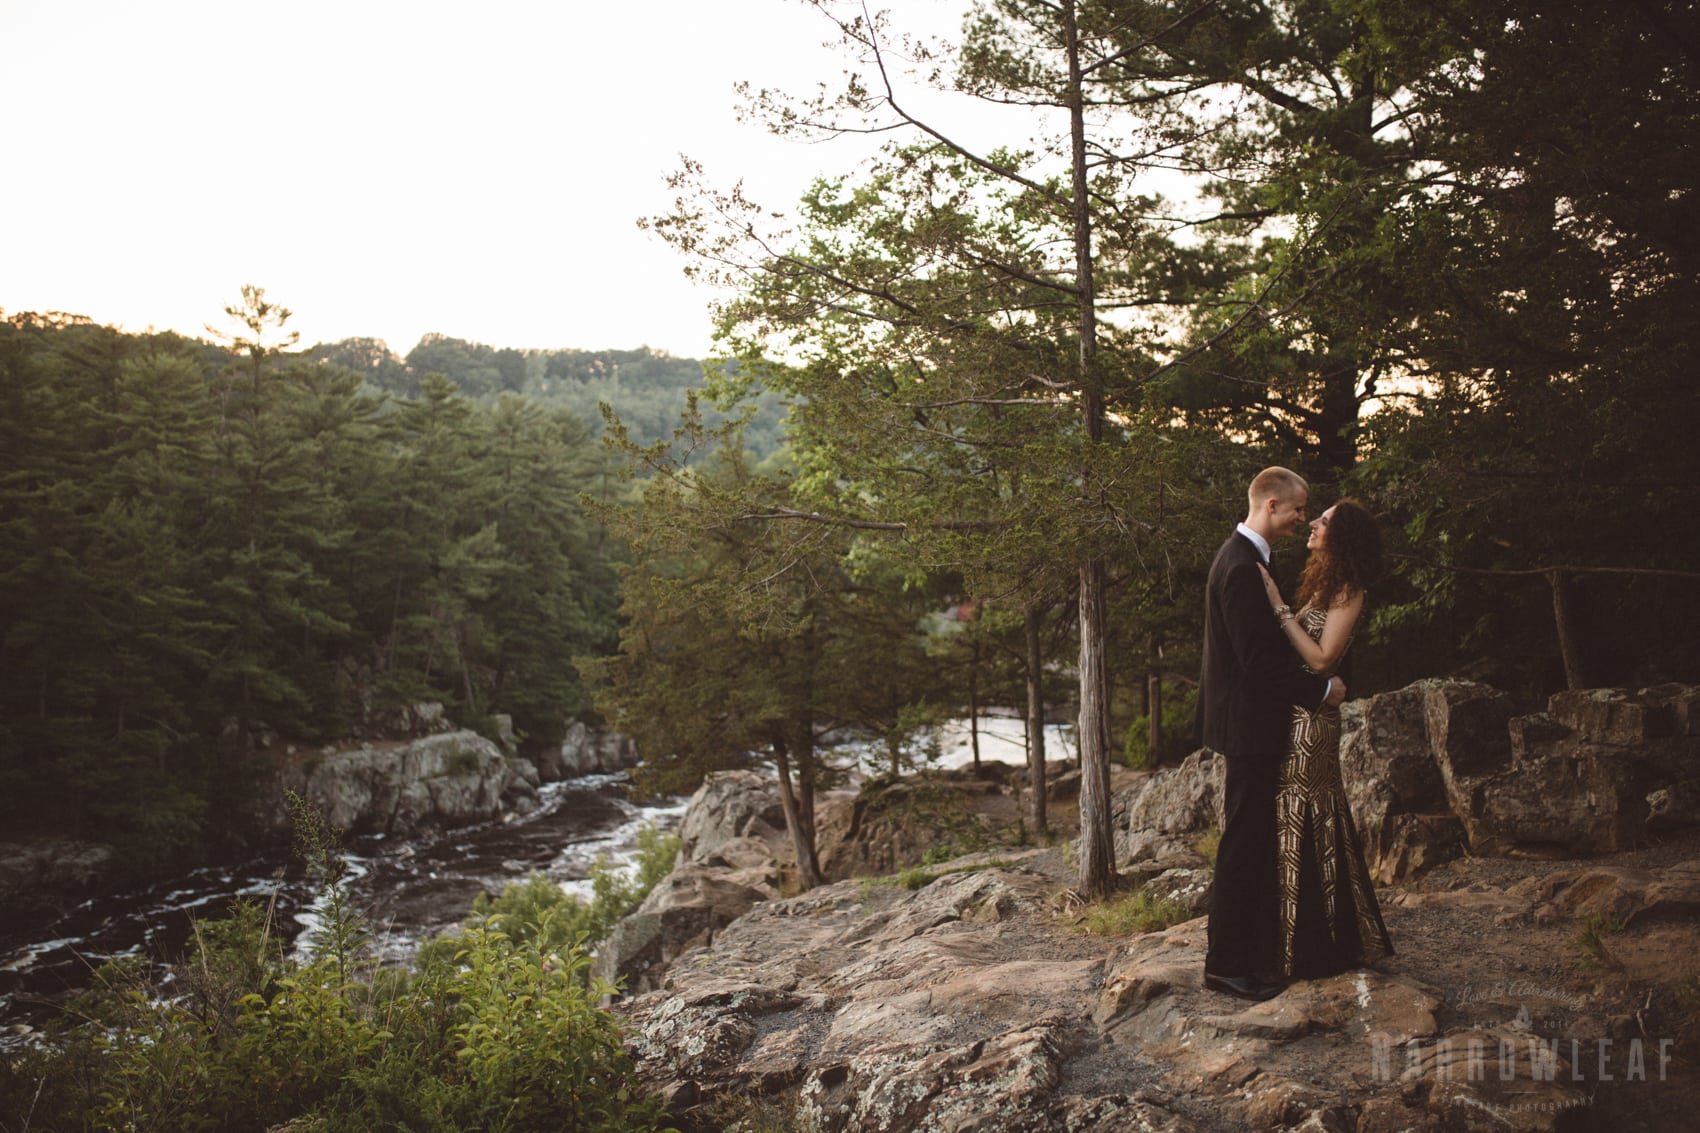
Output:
[1, 713, 1074, 1036]
[0, 773, 686, 1033]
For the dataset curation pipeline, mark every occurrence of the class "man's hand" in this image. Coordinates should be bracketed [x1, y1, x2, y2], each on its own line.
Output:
[1325, 677, 1348, 707]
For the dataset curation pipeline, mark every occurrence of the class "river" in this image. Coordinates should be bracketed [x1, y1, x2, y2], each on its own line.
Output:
[0, 713, 1074, 1035]
[0, 772, 687, 1033]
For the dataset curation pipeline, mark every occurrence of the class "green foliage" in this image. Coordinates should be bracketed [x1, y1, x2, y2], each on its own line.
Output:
[894, 865, 939, 891]
[0, 830, 669, 1133]
[864, 856, 1017, 894]
[418, 823, 681, 972]
[1576, 913, 1627, 971]
[1121, 684, 1200, 770]
[0, 304, 624, 865]
[921, 835, 990, 867]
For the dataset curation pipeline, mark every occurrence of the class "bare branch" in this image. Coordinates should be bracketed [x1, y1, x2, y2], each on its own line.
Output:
[860, 0, 1073, 212]
[1081, 0, 1221, 78]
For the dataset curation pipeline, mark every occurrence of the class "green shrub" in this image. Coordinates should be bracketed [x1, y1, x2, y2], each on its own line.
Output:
[0, 812, 674, 1133]
[1121, 684, 1200, 769]
[418, 821, 680, 973]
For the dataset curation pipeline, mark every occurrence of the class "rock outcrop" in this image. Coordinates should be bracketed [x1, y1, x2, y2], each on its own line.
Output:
[613, 837, 1697, 1132]
[1118, 681, 1700, 886]
[534, 721, 642, 780]
[265, 730, 537, 838]
[0, 839, 115, 917]
[607, 681, 1700, 1130]
[594, 771, 789, 995]
[817, 768, 1020, 880]
[1114, 749, 1226, 867]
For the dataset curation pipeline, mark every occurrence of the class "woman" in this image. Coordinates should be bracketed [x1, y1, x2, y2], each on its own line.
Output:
[1257, 497, 1394, 979]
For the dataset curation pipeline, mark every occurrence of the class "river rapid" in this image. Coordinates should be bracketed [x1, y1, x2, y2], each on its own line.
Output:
[0, 713, 1075, 1035]
[0, 773, 686, 1033]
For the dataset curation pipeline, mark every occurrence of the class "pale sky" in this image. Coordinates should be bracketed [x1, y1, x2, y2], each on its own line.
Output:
[1, 1, 981, 359]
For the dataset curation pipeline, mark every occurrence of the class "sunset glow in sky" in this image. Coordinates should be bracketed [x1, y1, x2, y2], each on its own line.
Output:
[2, 1, 976, 358]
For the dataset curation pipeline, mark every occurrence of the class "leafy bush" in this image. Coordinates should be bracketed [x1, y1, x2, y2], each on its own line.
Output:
[418, 821, 681, 972]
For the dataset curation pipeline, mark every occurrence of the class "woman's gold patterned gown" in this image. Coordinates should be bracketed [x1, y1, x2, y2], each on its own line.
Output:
[1275, 606, 1394, 978]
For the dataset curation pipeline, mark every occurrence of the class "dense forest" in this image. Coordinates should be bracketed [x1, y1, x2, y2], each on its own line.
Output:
[0, 299, 630, 875]
[305, 334, 790, 459]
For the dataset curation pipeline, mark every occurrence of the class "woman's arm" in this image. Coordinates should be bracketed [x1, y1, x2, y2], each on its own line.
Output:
[1257, 564, 1363, 674]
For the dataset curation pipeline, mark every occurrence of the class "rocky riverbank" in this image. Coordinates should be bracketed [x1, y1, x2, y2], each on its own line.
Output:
[0, 709, 641, 918]
[606, 680, 1700, 1132]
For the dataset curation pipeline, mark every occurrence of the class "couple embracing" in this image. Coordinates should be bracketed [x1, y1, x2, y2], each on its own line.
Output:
[1196, 467, 1393, 1002]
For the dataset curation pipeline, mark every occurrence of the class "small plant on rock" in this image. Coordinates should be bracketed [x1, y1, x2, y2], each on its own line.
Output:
[1076, 887, 1193, 937]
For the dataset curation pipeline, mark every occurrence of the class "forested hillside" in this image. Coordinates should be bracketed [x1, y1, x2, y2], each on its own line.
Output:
[0, 304, 623, 874]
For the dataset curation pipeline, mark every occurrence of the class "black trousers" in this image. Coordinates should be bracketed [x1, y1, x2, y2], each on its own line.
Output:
[1205, 751, 1280, 978]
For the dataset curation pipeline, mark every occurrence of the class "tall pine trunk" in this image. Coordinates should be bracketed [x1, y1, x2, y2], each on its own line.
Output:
[1065, 0, 1117, 899]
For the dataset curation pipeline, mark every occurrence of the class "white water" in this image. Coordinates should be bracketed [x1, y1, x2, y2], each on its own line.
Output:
[2, 714, 1064, 1031]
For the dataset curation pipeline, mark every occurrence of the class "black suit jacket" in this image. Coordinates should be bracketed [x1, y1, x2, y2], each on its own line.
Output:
[1195, 531, 1330, 760]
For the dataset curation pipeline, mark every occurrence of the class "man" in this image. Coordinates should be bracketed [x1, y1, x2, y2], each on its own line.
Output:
[1196, 467, 1347, 1001]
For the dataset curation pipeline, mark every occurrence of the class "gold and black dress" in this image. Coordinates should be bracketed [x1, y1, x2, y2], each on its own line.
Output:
[1275, 606, 1394, 979]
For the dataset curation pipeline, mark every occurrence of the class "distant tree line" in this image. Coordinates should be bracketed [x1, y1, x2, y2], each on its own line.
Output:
[306, 334, 789, 459]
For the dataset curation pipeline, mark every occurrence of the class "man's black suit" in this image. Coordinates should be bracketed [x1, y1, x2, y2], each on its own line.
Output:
[1196, 530, 1330, 978]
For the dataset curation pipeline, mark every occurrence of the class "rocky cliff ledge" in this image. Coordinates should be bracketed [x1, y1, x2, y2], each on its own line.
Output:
[610, 682, 1700, 1132]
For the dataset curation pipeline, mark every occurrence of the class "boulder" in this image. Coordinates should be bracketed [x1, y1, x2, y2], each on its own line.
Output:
[679, 770, 787, 867]
[541, 721, 642, 780]
[1368, 813, 1469, 887]
[0, 839, 115, 915]
[1424, 680, 1514, 781]
[377, 700, 454, 738]
[1449, 686, 1700, 855]
[817, 772, 1007, 880]
[1140, 866, 1214, 915]
[1339, 680, 1448, 884]
[1340, 682, 1449, 818]
[592, 862, 775, 996]
[1548, 687, 1682, 746]
[274, 731, 536, 837]
[1114, 749, 1224, 866]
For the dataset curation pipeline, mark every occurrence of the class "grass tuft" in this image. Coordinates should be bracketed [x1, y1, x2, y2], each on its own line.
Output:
[1076, 888, 1193, 937]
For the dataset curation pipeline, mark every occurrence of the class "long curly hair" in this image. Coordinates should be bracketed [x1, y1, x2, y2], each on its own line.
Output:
[1295, 498, 1383, 610]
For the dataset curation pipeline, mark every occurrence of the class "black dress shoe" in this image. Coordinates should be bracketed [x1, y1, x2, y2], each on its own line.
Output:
[1203, 972, 1284, 1001]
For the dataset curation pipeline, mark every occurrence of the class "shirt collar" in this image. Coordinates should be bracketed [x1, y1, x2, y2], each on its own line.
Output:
[1235, 522, 1271, 563]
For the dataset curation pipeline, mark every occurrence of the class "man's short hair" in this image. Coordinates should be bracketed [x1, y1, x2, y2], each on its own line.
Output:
[1248, 466, 1307, 506]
